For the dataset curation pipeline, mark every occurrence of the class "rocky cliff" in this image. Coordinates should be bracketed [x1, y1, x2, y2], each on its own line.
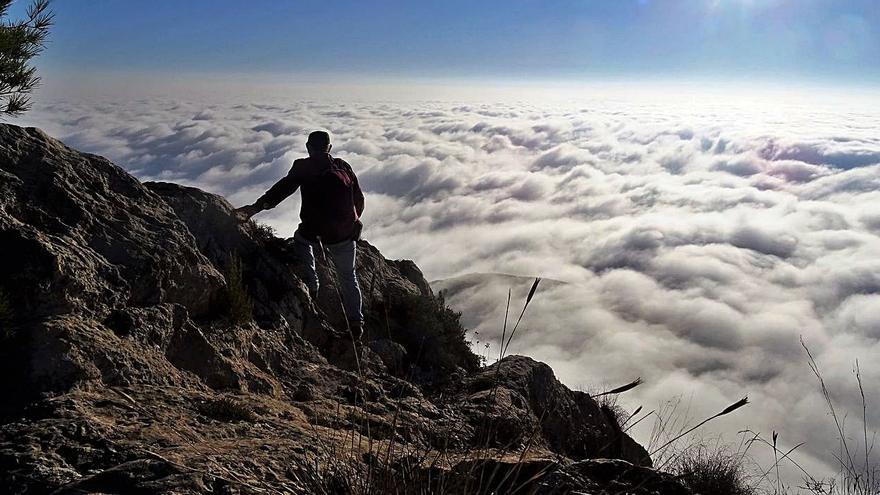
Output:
[0, 124, 687, 494]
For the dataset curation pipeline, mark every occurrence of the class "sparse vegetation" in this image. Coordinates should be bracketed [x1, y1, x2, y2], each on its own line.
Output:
[670, 441, 755, 495]
[736, 340, 880, 495]
[388, 290, 480, 382]
[617, 337, 880, 495]
[801, 341, 879, 495]
[223, 254, 253, 324]
[251, 221, 276, 243]
[586, 377, 645, 430]
[650, 396, 750, 462]
[198, 396, 255, 422]
[0, 0, 53, 117]
[597, 393, 628, 429]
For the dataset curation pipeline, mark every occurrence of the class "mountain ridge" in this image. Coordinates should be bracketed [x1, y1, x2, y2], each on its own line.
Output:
[0, 123, 688, 494]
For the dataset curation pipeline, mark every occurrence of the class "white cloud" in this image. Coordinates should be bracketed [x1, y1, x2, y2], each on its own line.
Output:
[21, 85, 880, 485]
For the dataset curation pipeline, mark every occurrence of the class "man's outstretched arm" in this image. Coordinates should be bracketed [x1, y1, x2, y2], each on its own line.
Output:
[236, 166, 301, 221]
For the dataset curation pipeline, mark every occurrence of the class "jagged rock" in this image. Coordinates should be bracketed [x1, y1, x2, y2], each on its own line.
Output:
[145, 181, 312, 332]
[0, 126, 225, 320]
[165, 318, 242, 391]
[0, 124, 677, 494]
[461, 355, 650, 465]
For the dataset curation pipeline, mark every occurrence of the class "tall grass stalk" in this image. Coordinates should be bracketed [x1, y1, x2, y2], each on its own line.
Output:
[501, 278, 541, 357]
[497, 288, 511, 362]
[464, 277, 543, 493]
[802, 337, 857, 481]
[649, 397, 749, 459]
[801, 338, 878, 495]
[592, 377, 643, 398]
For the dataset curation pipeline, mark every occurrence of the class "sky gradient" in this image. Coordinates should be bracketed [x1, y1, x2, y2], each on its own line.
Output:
[13, 0, 880, 84]
[10, 0, 880, 489]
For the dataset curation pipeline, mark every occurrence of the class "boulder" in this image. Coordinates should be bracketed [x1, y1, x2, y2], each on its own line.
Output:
[0, 126, 225, 320]
[461, 355, 651, 466]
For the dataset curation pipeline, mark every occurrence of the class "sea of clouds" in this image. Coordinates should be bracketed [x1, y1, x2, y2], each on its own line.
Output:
[23, 82, 880, 483]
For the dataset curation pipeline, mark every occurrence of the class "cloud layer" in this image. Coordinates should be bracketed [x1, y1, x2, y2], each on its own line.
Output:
[23, 86, 880, 483]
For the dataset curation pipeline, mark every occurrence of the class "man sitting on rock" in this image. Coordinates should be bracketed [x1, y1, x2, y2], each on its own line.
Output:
[236, 130, 365, 339]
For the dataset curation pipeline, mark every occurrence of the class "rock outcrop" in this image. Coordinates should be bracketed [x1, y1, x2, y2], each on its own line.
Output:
[0, 124, 682, 494]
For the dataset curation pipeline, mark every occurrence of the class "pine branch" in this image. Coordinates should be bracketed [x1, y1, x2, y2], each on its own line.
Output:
[0, 0, 52, 118]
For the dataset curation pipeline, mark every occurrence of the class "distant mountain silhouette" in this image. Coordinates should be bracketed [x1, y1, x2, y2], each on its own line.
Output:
[432, 272, 567, 297]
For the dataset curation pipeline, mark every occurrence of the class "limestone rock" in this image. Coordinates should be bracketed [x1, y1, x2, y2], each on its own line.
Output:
[461, 355, 650, 466]
[0, 125, 225, 320]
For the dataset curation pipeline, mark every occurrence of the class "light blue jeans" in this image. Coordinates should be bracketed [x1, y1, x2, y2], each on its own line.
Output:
[293, 230, 363, 323]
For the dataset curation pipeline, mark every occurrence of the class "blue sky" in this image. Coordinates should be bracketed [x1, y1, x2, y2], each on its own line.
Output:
[13, 2, 880, 484]
[12, 0, 880, 84]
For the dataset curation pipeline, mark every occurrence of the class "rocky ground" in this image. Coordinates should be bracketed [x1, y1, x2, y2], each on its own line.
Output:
[0, 124, 690, 494]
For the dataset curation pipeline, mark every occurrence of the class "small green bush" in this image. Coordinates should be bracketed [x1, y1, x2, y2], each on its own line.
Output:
[388, 291, 480, 383]
[224, 254, 253, 324]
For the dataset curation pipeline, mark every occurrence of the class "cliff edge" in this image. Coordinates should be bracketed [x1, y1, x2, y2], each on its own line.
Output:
[0, 124, 686, 494]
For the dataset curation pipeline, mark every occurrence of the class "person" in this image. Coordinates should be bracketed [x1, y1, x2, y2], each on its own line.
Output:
[236, 131, 365, 338]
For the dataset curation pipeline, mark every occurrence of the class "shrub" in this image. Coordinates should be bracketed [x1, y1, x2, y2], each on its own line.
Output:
[387, 291, 480, 385]
[670, 442, 755, 495]
[583, 379, 643, 431]
[224, 254, 253, 324]
[251, 221, 276, 243]
[597, 395, 628, 430]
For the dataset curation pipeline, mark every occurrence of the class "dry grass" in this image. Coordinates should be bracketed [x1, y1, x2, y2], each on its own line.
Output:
[597, 394, 629, 431]
[197, 396, 256, 422]
[801, 340, 879, 495]
[738, 340, 880, 495]
[288, 277, 552, 495]
[654, 339, 880, 495]
[670, 440, 756, 495]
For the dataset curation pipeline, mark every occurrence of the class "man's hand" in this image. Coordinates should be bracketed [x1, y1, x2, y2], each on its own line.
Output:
[235, 204, 261, 222]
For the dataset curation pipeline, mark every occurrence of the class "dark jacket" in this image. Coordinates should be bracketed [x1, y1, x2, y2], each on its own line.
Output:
[255, 154, 365, 243]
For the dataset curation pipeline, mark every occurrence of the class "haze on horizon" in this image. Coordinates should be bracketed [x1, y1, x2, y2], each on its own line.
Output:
[9, 0, 880, 491]
[13, 0, 880, 87]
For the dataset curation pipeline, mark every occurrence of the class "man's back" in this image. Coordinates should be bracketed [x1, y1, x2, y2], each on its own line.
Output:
[296, 155, 363, 243]
[235, 130, 366, 334]
[251, 153, 364, 243]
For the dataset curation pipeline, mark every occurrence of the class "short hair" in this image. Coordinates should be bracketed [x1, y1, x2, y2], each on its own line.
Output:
[307, 130, 331, 151]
